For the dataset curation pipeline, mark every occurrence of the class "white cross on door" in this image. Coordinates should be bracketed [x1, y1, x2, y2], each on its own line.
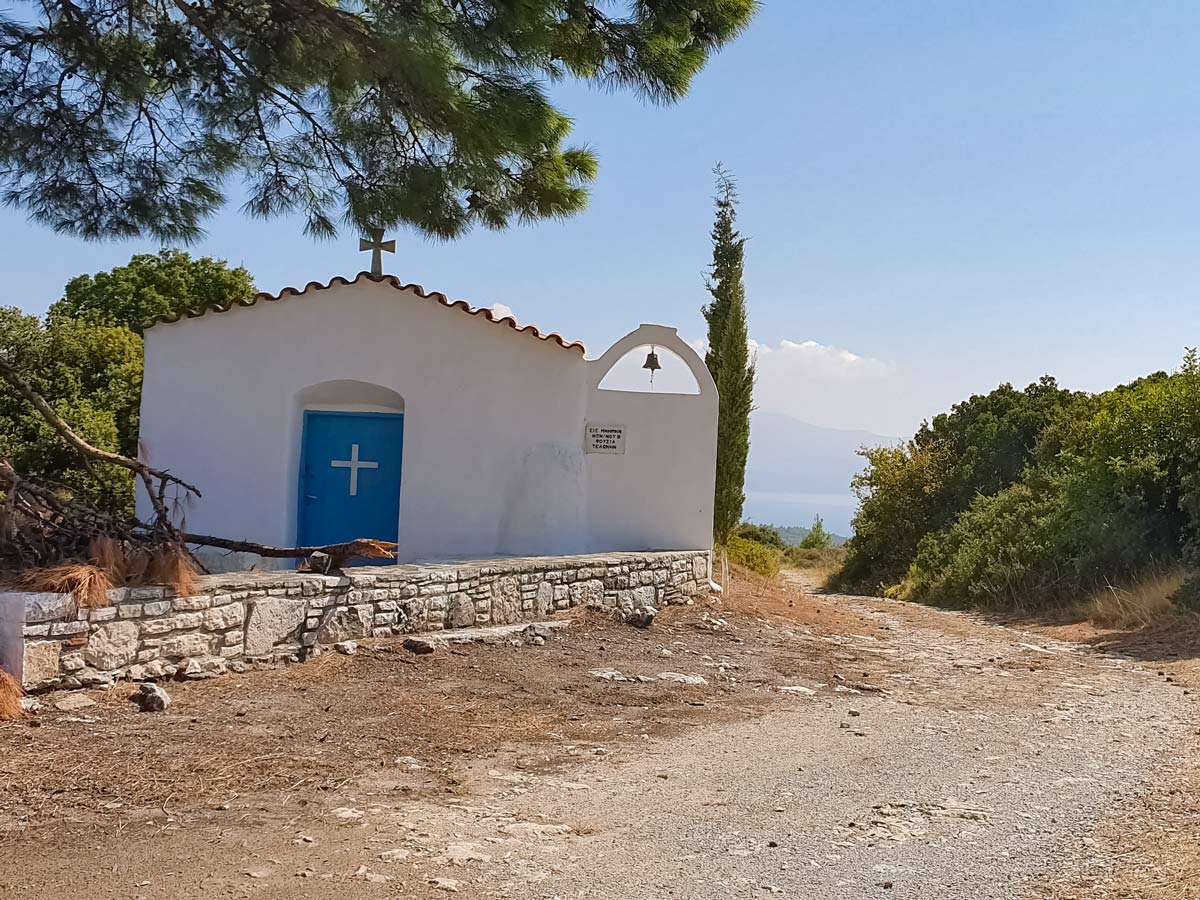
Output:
[330, 443, 379, 496]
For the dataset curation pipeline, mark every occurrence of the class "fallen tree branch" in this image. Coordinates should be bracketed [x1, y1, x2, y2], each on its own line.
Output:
[179, 532, 397, 565]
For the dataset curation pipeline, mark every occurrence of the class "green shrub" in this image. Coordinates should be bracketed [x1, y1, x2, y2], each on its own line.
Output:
[784, 544, 847, 572]
[834, 377, 1079, 595]
[725, 536, 782, 578]
[838, 353, 1200, 609]
[898, 470, 1161, 608]
[1172, 574, 1200, 612]
[735, 522, 784, 549]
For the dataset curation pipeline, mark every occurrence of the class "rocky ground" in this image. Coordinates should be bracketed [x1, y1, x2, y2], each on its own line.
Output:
[0, 571, 1196, 899]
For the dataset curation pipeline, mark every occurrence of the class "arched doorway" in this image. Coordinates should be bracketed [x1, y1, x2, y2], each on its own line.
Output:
[295, 381, 406, 548]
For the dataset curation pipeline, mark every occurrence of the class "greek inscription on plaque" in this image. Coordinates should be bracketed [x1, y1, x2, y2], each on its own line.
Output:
[585, 424, 626, 454]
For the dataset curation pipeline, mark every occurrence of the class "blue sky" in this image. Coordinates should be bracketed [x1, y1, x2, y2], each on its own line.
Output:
[4, 1, 1199, 439]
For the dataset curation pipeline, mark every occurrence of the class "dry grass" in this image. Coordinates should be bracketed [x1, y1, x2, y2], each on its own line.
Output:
[86, 535, 126, 584]
[0, 667, 23, 722]
[1077, 571, 1187, 629]
[145, 545, 200, 597]
[19, 563, 112, 609]
[783, 546, 847, 579]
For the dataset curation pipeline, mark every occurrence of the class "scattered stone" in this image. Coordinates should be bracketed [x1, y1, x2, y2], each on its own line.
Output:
[501, 822, 572, 838]
[440, 842, 493, 865]
[403, 637, 436, 655]
[182, 658, 204, 678]
[77, 668, 114, 688]
[656, 672, 708, 686]
[848, 708, 861, 717]
[331, 806, 364, 820]
[432, 878, 462, 892]
[378, 849, 411, 863]
[523, 623, 553, 645]
[143, 660, 167, 679]
[126, 664, 148, 682]
[334, 641, 358, 655]
[53, 693, 96, 712]
[626, 604, 658, 628]
[780, 685, 817, 696]
[590, 667, 631, 682]
[353, 866, 391, 883]
[19, 697, 40, 713]
[130, 683, 171, 713]
[697, 612, 729, 632]
[659, 648, 673, 658]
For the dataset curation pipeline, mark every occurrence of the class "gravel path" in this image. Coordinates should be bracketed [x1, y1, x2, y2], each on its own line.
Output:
[384, 585, 1193, 899]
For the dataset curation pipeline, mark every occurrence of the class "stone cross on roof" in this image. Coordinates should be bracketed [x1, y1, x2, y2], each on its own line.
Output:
[359, 228, 396, 277]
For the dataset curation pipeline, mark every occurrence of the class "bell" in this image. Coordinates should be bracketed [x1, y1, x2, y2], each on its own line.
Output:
[642, 347, 662, 381]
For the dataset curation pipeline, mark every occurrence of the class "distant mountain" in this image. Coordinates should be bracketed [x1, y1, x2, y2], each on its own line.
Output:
[766, 523, 848, 547]
[742, 412, 896, 535]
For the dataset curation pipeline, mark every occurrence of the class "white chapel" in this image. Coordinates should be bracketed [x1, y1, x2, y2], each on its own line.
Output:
[137, 248, 718, 570]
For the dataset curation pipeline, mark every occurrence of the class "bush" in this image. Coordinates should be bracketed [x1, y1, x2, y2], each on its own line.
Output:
[834, 377, 1078, 595]
[784, 544, 846, 572]
[838, 353, 1200, 610]
[725, 536, 782, 578]
[735, 522, 784, 549]
[896, 471, 1158, 608]
[1173, 574, 1200, 612]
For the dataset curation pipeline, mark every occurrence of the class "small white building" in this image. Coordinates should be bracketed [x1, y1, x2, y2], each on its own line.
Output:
[137, 265, 718, 570]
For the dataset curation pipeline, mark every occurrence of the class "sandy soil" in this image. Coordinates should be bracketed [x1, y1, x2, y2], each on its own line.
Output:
[0, 571, 1195, 899]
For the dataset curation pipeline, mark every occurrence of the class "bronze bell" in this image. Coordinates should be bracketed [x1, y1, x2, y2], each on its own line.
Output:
[642, 347, 662, 381]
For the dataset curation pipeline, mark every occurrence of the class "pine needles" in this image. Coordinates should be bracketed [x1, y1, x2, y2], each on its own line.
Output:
[19, 564, 112, 609]
[144, 545, 200, 598]
[0, 667, 23, 722]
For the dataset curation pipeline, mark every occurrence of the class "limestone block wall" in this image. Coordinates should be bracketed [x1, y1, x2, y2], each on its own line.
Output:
[8, 551, 710, 690]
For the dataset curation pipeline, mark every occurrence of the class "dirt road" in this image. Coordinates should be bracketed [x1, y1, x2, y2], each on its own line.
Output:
[1, 574, 1195, 899]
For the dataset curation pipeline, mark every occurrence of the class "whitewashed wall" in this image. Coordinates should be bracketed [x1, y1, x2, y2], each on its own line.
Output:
[138, 277, 716, 568]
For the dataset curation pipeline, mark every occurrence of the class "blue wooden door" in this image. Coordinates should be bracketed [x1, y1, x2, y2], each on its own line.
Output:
[298, 411, 404, 547]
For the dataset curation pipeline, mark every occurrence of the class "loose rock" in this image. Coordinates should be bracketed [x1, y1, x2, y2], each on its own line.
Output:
[53, 693, 96, 712]
[130, 682, 171, 712]
[626, 604, 658, 629]
[403, 637, 436, 655]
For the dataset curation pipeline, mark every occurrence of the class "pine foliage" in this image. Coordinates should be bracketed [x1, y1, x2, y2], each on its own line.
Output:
[0, 1, 756, 242]
[703, 165, 755, 544]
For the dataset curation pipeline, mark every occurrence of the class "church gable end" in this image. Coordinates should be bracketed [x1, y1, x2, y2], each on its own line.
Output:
[146, 271, 586, 354]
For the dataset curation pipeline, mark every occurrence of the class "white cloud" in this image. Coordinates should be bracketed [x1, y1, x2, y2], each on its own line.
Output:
[753, 338, 910, 434]
[694, 336, 916, 435]
[489, 302, 516, 321]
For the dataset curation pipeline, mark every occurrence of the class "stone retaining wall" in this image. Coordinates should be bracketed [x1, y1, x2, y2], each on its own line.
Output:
[5, 551, 710, 690]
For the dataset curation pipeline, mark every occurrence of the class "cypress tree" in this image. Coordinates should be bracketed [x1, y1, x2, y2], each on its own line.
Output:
[702, 165, 755, 545]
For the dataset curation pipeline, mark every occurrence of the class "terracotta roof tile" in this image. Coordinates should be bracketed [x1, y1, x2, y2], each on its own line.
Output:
[147, 272, 586, 353]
